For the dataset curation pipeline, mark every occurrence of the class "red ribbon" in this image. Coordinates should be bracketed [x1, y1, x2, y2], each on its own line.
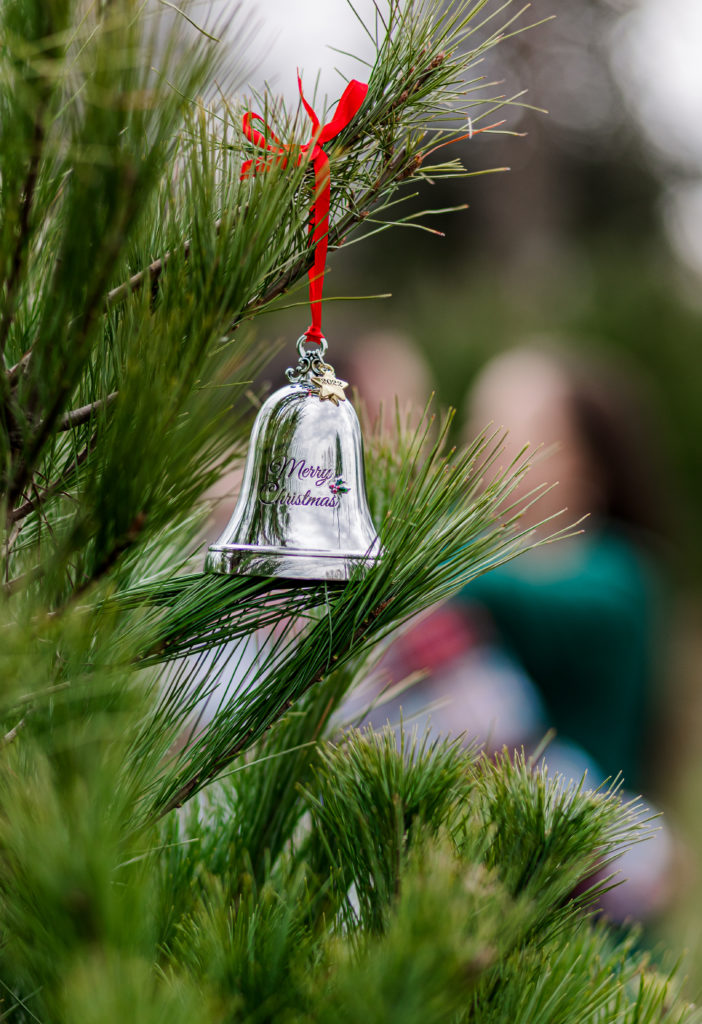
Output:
[241, 74, 368, 345]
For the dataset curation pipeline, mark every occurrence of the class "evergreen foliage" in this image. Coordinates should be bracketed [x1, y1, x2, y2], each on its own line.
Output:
[0, 0, 696, 1020]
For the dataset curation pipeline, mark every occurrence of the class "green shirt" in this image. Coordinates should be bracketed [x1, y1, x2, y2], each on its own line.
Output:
[461, 529, 662, 788]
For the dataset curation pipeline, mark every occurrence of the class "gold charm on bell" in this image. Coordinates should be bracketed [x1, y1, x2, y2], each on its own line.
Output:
[205, 336, 381, 582]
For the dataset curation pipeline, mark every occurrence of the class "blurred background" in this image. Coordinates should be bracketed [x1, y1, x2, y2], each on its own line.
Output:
[176, 0, 702, 981]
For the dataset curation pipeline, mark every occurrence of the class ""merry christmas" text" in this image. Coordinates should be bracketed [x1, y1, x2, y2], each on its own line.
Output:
[259, 457, 339, 507]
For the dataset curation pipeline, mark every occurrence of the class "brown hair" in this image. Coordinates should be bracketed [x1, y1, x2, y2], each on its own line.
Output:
[559, 349, 671, 542]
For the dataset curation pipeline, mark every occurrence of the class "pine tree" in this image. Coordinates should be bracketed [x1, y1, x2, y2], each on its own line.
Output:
[0, 1, 696, 1021]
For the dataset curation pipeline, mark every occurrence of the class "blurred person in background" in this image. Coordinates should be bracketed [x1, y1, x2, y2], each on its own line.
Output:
[460, 343, 670, 793]
[362, 341, 675, 921]
[338, 328, 435, 431]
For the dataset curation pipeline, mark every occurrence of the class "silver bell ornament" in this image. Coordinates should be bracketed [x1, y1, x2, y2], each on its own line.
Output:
[209, 73, 378, 580]
[205, 337, 381, 582]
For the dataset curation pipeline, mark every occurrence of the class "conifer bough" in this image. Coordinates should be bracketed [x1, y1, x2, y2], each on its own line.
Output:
[0, 1, 694, 1022]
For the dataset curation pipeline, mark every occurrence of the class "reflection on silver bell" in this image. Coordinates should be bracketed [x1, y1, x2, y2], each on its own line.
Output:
[205, 336, 381, 581]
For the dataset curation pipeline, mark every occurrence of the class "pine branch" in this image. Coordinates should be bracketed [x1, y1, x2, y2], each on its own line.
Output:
[1, 717, 26, 746]
[2, 564, 43, 596]
[125, 414, 576, 818]
[249, 148, 409, 314]
[101, 146, 408, 319]
[8, 188, 141, 507]
[6, 350, 31, 385]
[1, 0, 527, 598]
[0, 108, 45, 361]
[72, 511, 147, 598]
[100, 2, 521, 327]
[2, 7, 692, 1023]
[56, 392, 118, 432]
[9, 428, 97, 525]
[104, 221, 222, 310]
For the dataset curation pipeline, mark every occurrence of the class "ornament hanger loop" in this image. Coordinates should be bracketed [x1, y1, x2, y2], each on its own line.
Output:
[296, 333, 327, 359]
[286, 335, 331, 384]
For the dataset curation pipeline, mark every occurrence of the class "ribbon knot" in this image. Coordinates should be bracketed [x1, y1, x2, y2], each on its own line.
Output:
[241, 74, 368, 345]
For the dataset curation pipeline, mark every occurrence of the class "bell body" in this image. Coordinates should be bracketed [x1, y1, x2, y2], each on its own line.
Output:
[205, 381, 380, 581]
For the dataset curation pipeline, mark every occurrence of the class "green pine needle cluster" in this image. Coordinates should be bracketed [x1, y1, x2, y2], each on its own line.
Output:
[0, 0, 695, 1021]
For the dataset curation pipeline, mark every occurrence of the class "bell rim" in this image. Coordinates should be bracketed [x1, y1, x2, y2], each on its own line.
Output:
[206, 541, 380, 561]
[205, 542, 381, 581]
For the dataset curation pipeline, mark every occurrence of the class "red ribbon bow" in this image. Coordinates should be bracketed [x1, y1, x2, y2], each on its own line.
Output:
[241, 74, 368, 345]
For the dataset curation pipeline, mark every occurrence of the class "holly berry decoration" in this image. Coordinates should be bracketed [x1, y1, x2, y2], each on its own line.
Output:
[329, 476, 350, 495]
